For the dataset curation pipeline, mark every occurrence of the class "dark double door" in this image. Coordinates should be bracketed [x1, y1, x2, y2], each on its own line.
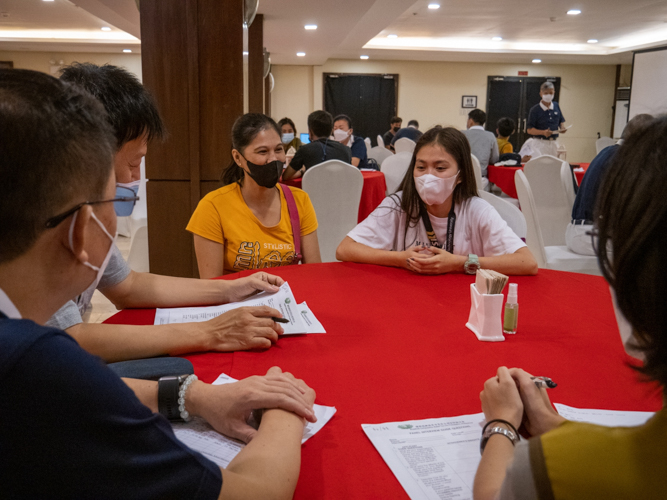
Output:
[485, 76, 561, 152]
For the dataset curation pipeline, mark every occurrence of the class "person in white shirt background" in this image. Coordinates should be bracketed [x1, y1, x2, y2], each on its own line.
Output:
[336, 127, 538, 276]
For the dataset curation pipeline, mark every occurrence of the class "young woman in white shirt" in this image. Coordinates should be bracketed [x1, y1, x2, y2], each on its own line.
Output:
[336, 127, 538, 275]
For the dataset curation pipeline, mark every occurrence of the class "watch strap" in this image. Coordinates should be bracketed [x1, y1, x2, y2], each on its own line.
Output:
[158, 375, 186, 421]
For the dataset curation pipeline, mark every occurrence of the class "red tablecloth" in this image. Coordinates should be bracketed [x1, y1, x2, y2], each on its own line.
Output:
[281, 171, 387, 223]
[106, 263, 660, 499]
[488, 163, 590, 199]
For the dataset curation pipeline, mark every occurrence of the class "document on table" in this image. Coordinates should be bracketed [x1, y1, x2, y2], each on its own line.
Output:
[554, 403, 654, 427]
[172, 373, 336, 468]
[154, 282, 325, 334]
[362, 413, 485, 500]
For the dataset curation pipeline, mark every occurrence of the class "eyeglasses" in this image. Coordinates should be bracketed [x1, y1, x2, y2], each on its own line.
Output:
[45, 195, 140, 229]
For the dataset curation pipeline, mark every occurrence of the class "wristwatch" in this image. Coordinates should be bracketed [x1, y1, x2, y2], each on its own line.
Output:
[158, 374, 190, 421]
[464, 254, 480, 275]
[480, 425, 520, 454]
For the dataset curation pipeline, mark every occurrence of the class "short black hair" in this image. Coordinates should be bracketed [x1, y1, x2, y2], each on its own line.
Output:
[59, 62, 164, 150]
[333, 114, 352, 128]
[308, 110, 334, 138]
[0, 69, 115, 264]
[407, 120, 419, 128]
[277, 117, 297, 134]
[497, 117, 515, 137]
[468, 109, 486, 126]
[391, 116, 402, 125]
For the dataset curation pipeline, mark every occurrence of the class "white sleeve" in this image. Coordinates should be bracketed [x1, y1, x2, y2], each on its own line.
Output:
[474, 201, 526, 256]
[346, 195, 404, 251]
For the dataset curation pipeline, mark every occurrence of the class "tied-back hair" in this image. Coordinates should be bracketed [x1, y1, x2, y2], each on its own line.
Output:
[277, 117, 297, 135]
[394, 126, 478, 249]
[594, 114, 667, 387]
[221, 113, 281, 186]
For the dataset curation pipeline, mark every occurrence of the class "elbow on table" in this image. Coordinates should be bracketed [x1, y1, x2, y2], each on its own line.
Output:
[523, 253, 539, 276]
[335, 239, 350, 262]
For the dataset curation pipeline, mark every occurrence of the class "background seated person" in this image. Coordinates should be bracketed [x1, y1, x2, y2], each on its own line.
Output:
[52, 63, 289, 368]
[390, 119, 423, 146]
[333, 114, 369, 169]
[473, 115, 667, 500]
[462, 109, 499, 187]
[520, 81, 568, 161]
[336, 127, 538, 276]
[566, 113, 654, 256]
[383, 115, 402, 150]
[281, 110, 351, 180]
[278, 117, 302, 152]
[496, 117, 516, 155]
[0, 69, 317, 499]
[188, 113, 321, 278]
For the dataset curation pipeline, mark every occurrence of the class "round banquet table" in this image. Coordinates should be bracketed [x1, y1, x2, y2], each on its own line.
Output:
[488, 163, 590, 199]
[105, 263, 661, 499]
[281, 171, 387, 223]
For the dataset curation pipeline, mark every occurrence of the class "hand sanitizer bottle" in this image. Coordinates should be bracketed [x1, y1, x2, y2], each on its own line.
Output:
[503, 283, 519, 334]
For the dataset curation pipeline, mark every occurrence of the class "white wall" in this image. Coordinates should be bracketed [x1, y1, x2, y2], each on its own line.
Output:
[272, 59, 618, 163]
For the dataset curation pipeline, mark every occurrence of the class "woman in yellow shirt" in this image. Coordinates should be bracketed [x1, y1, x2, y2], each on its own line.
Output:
[473, 116, 667, 500]
[187, 113, 321, 277]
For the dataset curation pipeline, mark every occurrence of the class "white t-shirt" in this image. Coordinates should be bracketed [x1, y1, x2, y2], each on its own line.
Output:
[347, 192, 526, 256]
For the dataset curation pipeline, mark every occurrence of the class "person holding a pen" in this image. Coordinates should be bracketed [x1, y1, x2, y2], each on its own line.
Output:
[473, 115, 667, 500]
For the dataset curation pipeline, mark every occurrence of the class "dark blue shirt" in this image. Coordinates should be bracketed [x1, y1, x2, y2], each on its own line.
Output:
[571, 144, 619, 222]
[288, 137, 352, 172]
[527, 102, 565, 139]
[0, 313, 222, 499]
[391, 127, 423, 145]
[349, 135, 368, 169]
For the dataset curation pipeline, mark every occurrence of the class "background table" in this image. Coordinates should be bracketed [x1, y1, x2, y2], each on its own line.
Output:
[488, 163, 590, 199]
[282, 171, 387, 223]
[106, 263, 661, 499]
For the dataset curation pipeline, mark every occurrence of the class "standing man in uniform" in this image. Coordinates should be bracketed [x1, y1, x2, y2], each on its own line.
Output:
[519, 81, 568, 162]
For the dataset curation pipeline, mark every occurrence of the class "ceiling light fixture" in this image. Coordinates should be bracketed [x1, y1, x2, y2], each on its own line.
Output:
[123, 49, 132, 53]
[296, 52, 306, 57]
[101, 27, 111, 31]
[42, 0, 55, 2]
[492, 36, 502, 41]
[428, 3, 440, 9]
[567, 9, 581, 15]
[243, 51, 249, 55]
[304, 24, 317, 30]
[532, 58, 542, 63]
[360, 55, 369, 59]
[587, 39, 598, 43]
[387, 34, 398, 39]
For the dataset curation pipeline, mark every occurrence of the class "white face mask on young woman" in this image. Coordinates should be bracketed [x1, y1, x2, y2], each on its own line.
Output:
[68, 210, 116, 291]
[609, 286, 644, 361]
[414, 173, 458, 206]
[541, 93, 554, 103]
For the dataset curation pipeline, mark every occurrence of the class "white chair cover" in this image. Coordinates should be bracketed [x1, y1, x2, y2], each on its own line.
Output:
[394, 137, 416, 154]
[376, 134, 385, 148]
[478, 191, 527, 240]
[560, 163, 576, 208]
[381, 152, 412, 195]
[302, 160, 363, 263]
[595, 137, 616, 154]
[364, 137, 372, 153]
[471, 154, 483, 192]
[127, 225, 150, 272]
[368, 146, 393, 167]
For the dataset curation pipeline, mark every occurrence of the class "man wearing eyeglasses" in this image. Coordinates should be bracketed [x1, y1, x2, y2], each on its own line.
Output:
[48, 64, 287, 375]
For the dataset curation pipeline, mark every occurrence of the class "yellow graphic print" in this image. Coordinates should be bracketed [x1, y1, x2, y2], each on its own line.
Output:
[234, 242, 295, 271]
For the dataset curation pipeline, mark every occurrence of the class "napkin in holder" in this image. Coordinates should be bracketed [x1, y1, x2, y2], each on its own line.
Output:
[466, 284, 504, 342]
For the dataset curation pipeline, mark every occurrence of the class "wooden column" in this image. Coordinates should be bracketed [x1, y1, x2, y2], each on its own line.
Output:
[140, 0, 243, 278]
[264, 72, 272, 116]
[248, 14, 264, 113]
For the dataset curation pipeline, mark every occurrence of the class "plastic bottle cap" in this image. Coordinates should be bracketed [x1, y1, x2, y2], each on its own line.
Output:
[507, 283, 518, 303]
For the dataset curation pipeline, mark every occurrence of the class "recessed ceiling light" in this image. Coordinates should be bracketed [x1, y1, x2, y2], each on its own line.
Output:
[360, 55, 369, 60]
[42, 0, 54, 2]
[296, 52, 306, 57]
[492, 36, 502, 41]
[101, 27, 111, 31]
[567, 9, 581, 15]
[532, 58, 542, 63]
[428, 3, 440, 9]
[387, 34, 398, 39]
[587, 39, 598, 43]
[304, 24, 317, 30]
[123, 49, 132, 53]
[243, 51, 249, 55]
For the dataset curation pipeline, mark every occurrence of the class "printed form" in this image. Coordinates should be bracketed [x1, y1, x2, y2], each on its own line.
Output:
[154, 282, 325, 334]
[554, 403, 654, 427]
[362, 413, 485, 500]
[172, 373, 336, 468]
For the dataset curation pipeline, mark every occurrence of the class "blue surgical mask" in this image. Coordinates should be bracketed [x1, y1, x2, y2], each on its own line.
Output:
[282, 133, 295, 144]
[115, 181, 140, 216]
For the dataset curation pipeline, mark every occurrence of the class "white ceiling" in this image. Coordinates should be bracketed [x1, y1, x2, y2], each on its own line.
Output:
[2, 0, 667, 65]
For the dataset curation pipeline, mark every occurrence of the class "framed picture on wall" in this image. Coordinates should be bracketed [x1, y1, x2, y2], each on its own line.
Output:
[0, 61, 13, 69]
[462, 95, 477, 108]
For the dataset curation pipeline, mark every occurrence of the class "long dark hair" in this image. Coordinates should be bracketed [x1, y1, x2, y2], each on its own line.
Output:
[395, 126, 478, 243]
[594, 114, 667, 387]
[277, 117, 297, 135]
[221, 113, 281, 186]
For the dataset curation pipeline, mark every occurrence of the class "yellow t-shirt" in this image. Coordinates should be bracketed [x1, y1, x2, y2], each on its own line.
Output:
[497, 138, 513, 155]
[186, 183, 318, 274]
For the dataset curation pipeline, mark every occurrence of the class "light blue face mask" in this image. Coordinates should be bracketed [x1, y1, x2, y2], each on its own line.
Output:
[114, 181, 140, 216]
[282, 133, 295, 144]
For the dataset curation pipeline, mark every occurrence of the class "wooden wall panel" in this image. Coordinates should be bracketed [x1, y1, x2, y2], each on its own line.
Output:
[248, 14, 264, 114]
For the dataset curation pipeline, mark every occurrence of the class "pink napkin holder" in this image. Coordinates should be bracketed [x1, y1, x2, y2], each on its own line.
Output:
[466, 284, 505, 342]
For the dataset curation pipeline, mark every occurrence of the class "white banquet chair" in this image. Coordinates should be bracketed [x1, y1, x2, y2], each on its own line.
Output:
[478, 191, 527, 240]
[381, 152, 412, 195]
[595, 137, 616, 154]
[368, 146, 393, 167]
[364, 137, 371, 152]
[394, 137, 416, 154]
[376, 134, 385, 148]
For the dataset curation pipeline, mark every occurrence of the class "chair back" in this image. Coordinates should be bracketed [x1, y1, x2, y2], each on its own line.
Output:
[514, 170, 547, 267]
[471, 154, 483, 192]
[381, 152, 412, 195]
[376, 134, 385, 148]
[560, 162, 576, 207]
[302, 160, 363, 263]
[478, 191, 527, 239]
[522, 155, 571, 246]
[368, 146, 393, 166]
[394, 137, 416, 154]
[595, 137, 616, 154]
[364, 137, 371, 152]
[127, 225, 150, 272]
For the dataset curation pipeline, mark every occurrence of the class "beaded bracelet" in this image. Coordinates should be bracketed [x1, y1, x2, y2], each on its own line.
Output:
[177, 374, 198, 422]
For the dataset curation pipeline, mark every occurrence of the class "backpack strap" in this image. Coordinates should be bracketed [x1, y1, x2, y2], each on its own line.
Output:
[280, 185, 302, 264]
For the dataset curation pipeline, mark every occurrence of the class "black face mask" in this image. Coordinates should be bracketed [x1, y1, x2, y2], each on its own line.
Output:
[241, 154, 283, 188]
[392, 126, 400, 132]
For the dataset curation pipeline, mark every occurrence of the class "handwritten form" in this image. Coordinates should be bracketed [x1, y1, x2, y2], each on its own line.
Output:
[172, 373, 336, 468]
[154, 282, 326, 334]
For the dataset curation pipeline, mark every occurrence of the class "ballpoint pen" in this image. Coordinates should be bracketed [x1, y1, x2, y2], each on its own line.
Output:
[271, 317, 289, 323]
[531, 376, 557, 389]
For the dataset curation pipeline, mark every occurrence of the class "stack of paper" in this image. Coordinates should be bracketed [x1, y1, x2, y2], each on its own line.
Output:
[173, 373, 336, 468]
[154, 282, 326, 335]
